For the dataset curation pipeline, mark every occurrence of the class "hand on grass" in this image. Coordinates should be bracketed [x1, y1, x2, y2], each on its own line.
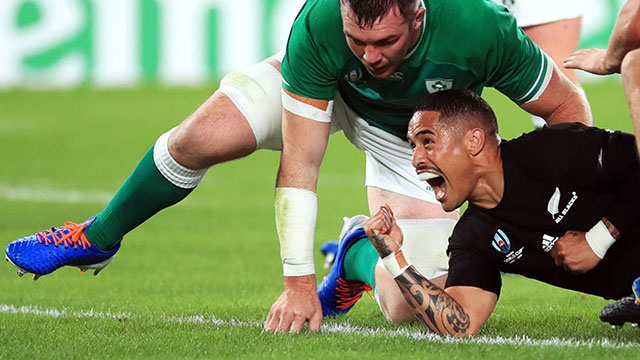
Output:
[264, 274, 322, 334]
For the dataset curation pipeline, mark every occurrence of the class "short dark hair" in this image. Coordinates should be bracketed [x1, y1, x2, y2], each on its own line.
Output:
[340, 0, 420, 27]
[414, 89, 499, 140]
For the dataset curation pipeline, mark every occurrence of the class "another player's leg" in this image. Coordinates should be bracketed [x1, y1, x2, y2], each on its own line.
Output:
[523, 16, 583, 129]
[599, 277, 640, 327]
[5, 55, 285, 279]
[317, 215, 375, 316]
[620, 48, 640, 154]
[317, 96, 455, 320]
[317, 208, 454, 321]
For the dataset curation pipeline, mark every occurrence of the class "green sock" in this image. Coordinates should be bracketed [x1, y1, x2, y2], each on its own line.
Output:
[84, 146, 193, 250]
[343, 238, 379, 288]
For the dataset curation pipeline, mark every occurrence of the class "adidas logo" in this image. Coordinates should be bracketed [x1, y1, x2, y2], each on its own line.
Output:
[542, 234, 558, 253]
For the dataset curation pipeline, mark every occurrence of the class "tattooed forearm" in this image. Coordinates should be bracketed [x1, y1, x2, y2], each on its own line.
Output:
[370, 230, 393, 257]
[601, 217, 621, 239]
[395, 266, 470, 337]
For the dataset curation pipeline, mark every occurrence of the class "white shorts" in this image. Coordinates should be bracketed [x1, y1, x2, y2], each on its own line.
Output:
[493, 0, 583, 27]
[218, 53, 437, 204]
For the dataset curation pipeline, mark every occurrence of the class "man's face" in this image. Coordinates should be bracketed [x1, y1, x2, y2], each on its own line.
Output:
[341, 4, 422, 79]
[408, 111, 473, 212]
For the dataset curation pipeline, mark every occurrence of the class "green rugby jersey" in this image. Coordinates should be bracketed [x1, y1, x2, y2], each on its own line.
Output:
[281, 0, 551, 138]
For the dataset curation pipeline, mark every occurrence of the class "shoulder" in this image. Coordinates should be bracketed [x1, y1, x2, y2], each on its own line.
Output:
[425, 0, 521, 60]
[428, 0, 514, 35]
[449, 207, 496, 250]
[288, 0, 346, 52]
[505, 123, 621, 157]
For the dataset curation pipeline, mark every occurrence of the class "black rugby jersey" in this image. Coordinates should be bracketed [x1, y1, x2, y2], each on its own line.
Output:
[445, 123, 640, 300]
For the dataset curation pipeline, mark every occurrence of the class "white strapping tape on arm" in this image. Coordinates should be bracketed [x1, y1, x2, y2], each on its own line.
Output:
[585, 220, 617, 259]
[281, 89, 334, 123]
[381, 248, 412, 278]
[275, 187, 318, 276]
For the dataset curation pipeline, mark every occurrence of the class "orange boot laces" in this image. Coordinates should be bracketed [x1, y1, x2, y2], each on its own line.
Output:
[36, 221, 93, 250]
[335, 278, 373, 310]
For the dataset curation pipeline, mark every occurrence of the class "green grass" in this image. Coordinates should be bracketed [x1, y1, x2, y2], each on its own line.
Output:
[0, 80, 638, 359]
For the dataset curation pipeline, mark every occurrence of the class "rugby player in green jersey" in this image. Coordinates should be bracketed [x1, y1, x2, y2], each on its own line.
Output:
[6, 0, 591, 334]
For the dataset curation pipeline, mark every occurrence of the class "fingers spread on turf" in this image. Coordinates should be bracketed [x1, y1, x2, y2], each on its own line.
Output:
[276, 310, 294, 334]
[308, 311, 322, 332]
[289, 313, 306, 335]
[264, 305, 280, 332]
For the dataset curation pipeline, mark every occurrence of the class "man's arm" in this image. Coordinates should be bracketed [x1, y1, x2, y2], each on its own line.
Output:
[364, 205, 497, 337]
[263, 89, 332, 334]
[564, 0, 640, 75]
[551, 217, 621, 274]
[520, 66, 593, 126]
[395, 269, 497, 336]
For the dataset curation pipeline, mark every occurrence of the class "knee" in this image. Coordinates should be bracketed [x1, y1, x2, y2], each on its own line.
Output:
[621, 48, 640, 78]
[166, 107, 220, 169]
[380, 297, 416, 323]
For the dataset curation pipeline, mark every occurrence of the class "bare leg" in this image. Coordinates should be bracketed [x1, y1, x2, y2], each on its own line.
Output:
[367, 186, 457, 321]
[524, 17, 582, 86]
[524, 17, 583, 128]
[170, 58, 283, 168]
[621, 48, 640, 154]
[366, 187, 458, 220]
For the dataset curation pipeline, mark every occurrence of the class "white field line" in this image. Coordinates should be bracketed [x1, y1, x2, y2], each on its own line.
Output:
[1, 304, 638, 349]
[0, 183, 112, 204]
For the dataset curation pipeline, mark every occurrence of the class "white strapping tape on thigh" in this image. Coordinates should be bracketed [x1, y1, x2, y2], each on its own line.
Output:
[395, 218, 456, 279]
[153, 127, 208, 189]
[218, 61, 283, 150]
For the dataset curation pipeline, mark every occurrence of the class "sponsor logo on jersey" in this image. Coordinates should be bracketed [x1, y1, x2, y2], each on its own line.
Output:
[425, 79, 453, 94]
[541, 234, 558, 253]
[546, 187, 578, 224]
[492, 229, 511, 254]
[345, 68, 363, 83]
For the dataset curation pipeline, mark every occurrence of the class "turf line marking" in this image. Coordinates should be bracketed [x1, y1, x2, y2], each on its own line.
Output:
[2, 304, 637, 349]
[0, 183, 111, 204]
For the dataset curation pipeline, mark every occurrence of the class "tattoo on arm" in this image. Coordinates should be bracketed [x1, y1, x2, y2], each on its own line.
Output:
[601, 217, 621, 239]
[395, 266, 470, 336]
[370, 231, 392, 257]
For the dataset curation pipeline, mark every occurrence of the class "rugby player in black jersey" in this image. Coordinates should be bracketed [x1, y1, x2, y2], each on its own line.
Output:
[363, 89, 640, 336]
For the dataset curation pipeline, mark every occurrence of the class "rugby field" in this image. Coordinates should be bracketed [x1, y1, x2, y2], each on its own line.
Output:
[0, 80, 638, 359]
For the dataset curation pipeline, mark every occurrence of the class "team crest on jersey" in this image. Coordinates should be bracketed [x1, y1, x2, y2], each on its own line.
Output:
[492, 229, 511, 254]
[546, 187, 578, 224]
[345, 68, 363, 83]
[425, 79, 453, 94]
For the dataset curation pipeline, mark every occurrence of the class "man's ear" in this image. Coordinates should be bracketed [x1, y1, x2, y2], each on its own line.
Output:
[467, 128, 486, 156]
[413, 7, 425, 30]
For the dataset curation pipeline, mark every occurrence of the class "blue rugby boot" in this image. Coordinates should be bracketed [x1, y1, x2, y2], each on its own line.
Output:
[599, 277, 640, 328]
[5, 217, 120, 280]
[320, 241, 338, 269]
[320, 215, 369, 269]
[317, 215, 372, 317]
